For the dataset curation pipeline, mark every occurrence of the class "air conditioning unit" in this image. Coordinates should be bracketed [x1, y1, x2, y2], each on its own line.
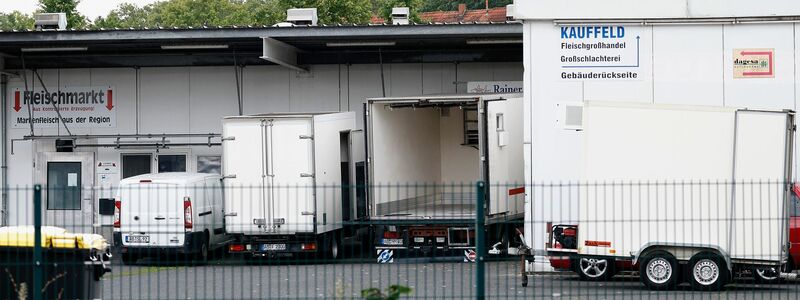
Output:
[391, 7, 410, 25]
[506, 4, 515, 21]
[34, 13, 67, 31]
[286, 8, 318, 26]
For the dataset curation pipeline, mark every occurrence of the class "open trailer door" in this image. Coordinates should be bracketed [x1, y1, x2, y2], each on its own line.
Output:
[483, 96, 525, 216]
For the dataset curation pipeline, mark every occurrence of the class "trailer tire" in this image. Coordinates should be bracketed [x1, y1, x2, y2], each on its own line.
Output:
[639, 251, 679, 290]
[688, 252, 727, 291]
[575, 257, 614, 281]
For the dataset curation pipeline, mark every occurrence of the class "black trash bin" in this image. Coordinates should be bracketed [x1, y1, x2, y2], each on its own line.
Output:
[0, 227, 111, 300]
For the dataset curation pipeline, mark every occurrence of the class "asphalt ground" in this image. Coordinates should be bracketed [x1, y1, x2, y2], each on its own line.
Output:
[98, 256, 800, 299]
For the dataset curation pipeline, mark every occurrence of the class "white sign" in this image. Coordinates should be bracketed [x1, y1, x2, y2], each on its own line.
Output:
[467, 81, 523, 94]
[11, 86, 116, 128]
[558, 26, 644, 81]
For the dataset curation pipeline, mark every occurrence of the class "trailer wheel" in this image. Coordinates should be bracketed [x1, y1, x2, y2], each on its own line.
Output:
[639, 251, 679, 290]
[576, 257, 614, 281]
[753, 258, 791, 284]
[688, 252, 728, 291]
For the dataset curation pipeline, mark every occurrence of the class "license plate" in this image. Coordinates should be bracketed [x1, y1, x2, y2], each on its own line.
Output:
[261, 244, 286, 251]
[125, 235, 150, 243]
[382, 238, 403, 246]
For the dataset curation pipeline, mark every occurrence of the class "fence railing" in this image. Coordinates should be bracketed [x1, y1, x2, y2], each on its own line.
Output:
[1, 181, 799, 299]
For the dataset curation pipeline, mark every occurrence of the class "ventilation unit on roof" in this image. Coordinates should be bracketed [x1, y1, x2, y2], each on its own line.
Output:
[506, 4, 515, 21]
[286, 8, 318, 26]
[34, 13, 67, 31]
[391, 7, 410, 25]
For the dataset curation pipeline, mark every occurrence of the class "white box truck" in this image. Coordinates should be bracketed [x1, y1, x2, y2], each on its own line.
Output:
[365, 94, 525, 262]
[576, 101, 795, 290]
[221, 112, 364, 259]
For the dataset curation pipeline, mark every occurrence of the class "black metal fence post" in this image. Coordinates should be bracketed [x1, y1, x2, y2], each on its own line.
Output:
[33, 184, 43, 300]
[475, 181, 485, 300]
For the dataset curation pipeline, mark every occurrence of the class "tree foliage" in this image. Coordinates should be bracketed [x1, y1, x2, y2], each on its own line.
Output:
[38, 0, 88, 28]
[2, 0, 515, 31]
[0, 11, 35, 31]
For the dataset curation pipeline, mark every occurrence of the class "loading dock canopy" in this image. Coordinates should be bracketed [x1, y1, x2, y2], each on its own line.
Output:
[0, 23, 521, 69]
[367, 94, 523, 107]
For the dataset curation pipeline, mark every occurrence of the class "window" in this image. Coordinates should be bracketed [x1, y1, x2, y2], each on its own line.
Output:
[122, 154, 152, 179]
[158, 154, 186, 173]
[47, 162, 81, 210]
[197, 155, 222, 174]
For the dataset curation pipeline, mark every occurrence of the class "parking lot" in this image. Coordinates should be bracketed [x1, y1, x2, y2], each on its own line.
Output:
[101, 258, 800, 299]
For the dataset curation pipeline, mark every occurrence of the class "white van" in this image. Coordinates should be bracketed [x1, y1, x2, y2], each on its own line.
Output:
[113, 172, 228, 264]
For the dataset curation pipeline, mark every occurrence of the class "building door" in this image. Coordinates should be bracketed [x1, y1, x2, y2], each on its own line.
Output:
[35, 152, 95, 233]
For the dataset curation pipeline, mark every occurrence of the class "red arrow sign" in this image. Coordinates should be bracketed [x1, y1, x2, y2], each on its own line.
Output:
[105, 89, 114, 110]
[13, 91, 20, 112]
[740, 50, 773, 76]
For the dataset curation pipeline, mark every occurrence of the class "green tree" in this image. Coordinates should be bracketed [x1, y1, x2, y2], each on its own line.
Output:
[92, 0, 285, 29]
[38, 0, 88, 29]
[0, 11, 35, 31]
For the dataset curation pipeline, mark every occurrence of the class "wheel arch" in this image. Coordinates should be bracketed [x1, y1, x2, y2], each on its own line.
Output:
[633, 242, 732, 271]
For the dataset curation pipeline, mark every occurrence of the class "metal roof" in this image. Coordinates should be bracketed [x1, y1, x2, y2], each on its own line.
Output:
[0, 22, 522, 69]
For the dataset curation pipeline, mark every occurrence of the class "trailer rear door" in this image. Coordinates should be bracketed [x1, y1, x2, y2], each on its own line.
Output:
[483, 97, 525, 216]
[730, 110, 793, 262]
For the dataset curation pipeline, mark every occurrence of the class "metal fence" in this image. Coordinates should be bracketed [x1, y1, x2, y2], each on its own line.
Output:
[2, 181, 800, 299]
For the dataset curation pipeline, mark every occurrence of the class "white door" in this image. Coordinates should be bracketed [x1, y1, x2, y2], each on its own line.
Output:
[222, 118, 268, 235]
[484, 97, 525, 216]
[265, 118, 315, 234]
[730, 110, 792, 261]
[35, 152, 95, 233]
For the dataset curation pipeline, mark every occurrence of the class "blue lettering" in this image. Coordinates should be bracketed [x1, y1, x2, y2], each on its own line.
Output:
[560, 26, 627, 39]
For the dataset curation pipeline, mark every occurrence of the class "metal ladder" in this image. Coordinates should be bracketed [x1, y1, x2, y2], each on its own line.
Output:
[462, 105, 479, 146]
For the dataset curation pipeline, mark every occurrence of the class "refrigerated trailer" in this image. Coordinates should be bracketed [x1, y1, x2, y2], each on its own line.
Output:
[576, 101, 795, 290]
[221, 112, 365, 259]
[365, 94, 525, 261]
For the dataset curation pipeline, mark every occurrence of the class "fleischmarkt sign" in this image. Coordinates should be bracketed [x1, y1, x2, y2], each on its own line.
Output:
[11, 86, 116, 128]
[558, 25, 644, 81]
[733, 48, 774, 78]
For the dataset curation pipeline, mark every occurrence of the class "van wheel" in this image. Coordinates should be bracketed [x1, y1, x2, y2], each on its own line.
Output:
[688, 252, 728, 291]
[194, 238, 209, 265]
[639, 251, 679, 290]
[121, 253, 138, 265]
[576, 257, 614, 281]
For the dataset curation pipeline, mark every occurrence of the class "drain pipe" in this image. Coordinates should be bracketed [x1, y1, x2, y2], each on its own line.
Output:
[1, 58, 8, 226]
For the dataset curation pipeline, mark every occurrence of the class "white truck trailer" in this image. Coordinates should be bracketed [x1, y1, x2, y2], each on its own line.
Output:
[221, 112, 365, 259]
[365, 94, 525, 262]
[576, 101, 795, 290]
